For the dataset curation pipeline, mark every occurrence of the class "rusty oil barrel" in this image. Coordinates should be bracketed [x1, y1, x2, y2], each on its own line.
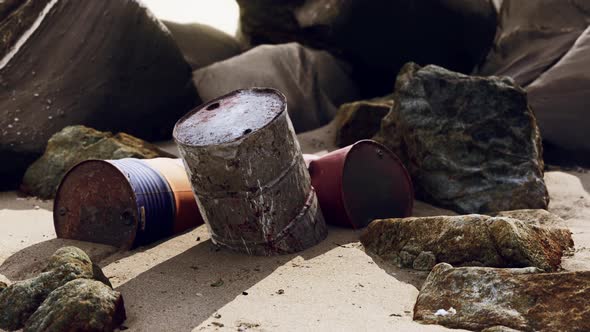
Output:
[54, 158, 201, 249]
[173, 88, 328, 256]
[308, 140, 414, 228]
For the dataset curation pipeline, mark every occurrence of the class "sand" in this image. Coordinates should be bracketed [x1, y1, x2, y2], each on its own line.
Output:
[1, 124, 588, 331]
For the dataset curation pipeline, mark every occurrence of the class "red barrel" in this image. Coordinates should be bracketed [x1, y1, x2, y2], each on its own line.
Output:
[308, 140, 414, 228]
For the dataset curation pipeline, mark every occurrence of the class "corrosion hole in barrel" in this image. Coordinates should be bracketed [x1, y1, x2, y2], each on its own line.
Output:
[206, 102, 220, 111]
[243, 128, 252, 135]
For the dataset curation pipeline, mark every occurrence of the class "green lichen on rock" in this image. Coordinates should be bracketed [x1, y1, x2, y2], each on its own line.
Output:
[21, 125, 173, 199]
[0, 246, 114, 331]
[24, 279, 126, 332]
[0, 247, 94, 330]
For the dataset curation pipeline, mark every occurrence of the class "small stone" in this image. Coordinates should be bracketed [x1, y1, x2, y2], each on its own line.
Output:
[334, 96, 393, 147]
[276, 289, 284, 295]
[412, 251, 436, 271]
[23, 279, 126, 332]
[213, 313, 221, 319]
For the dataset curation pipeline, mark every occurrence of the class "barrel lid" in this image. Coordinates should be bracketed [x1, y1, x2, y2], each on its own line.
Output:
[53, 160, 139, 249]
[173, 88, 286, 147]
[341, 140, 414, 228]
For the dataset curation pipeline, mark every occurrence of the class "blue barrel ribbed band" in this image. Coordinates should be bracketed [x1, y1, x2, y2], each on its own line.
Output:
[110, 159, 175, 245]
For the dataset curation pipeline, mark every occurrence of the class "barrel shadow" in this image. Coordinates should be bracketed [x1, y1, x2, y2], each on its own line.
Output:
[114, 227, 359, 331]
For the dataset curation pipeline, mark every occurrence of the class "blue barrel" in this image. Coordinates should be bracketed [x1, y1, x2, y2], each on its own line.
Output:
[110, 159, 176, 245]
[54, 158, 176, 249]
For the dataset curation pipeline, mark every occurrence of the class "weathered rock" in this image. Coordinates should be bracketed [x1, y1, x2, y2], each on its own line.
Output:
[0, 0, 198, 189]
[0, 274, 8, 293]
[494, 209, 565, 227]
[24, 279, 126, 332]
[414, 263, 590, 331]
[334, 95, 393, 147]
[476, 0, 590, 87]
[412, 251, 437, 271]
[21, 125, 173, 199]
[361, 215, 573, 272]
[237, 0, 497, 96]
[0, 247, 95, 330]
[375, 63, 548, 214]
[193, 43, 360, 132]
[482, 326, 523, 332]
[163, 20, 242, 71]
[45, 247, 113, 288]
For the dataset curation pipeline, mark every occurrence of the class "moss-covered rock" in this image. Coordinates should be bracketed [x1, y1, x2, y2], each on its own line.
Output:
[21, 125, 173, 199]
[0, 246, 113, 331]
[24, 279, 126, 332]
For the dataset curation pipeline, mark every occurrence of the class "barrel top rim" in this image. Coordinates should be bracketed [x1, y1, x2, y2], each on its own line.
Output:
[173, 87, 287, 147]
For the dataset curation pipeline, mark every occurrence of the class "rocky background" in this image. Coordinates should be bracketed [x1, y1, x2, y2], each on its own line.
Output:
[1, 0, 590, 331]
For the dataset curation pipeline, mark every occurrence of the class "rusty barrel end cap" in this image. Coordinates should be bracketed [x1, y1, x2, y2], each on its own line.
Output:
[173, 87, 287, 147]
[341, 140, 414, 228]
[53, 160, 139, 250]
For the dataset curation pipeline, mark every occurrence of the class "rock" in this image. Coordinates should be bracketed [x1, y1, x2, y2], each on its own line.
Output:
[360, 215, 573, 272]
[45, 247, 113, 288]
[334, 95, 393, 147]
[0, 0, 198, 189]
[163, 20, 242, 71]
[21, 125, 173, 199]
[0, 247, 95, 330]
[193, 43, 360, 132]
[527, 26, 590, 163]
[476, 0, 590, 87]
[482, 326, 523, 332]
[414, 263, 590, 331]
[236, 0, 497, 96]
[24, 279, 126, 332]
[0, 274, 8, 293]
[375, 63, 548, 214]
[412, 251, 437, 271]
[494, 209, 565, 227]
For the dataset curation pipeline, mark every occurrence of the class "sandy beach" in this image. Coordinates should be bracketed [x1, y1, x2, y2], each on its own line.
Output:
[1, 124, 588, 331]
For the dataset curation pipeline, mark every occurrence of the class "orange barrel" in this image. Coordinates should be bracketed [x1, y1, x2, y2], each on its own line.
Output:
[142, 158, 203, 234]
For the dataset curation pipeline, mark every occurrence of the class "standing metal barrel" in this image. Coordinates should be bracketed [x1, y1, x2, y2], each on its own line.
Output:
[53, 158, 201, 249]
[173, 87, 328, 256]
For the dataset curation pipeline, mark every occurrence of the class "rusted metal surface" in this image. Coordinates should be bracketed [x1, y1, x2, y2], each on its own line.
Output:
[174, 88, 327, 255]
[142, 158, 203, 234]
[53, 159, 181, 249]
[309, 140, 414, 228]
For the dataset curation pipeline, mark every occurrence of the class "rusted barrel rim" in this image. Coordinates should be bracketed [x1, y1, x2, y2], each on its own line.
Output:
[173, 87, 288, 148]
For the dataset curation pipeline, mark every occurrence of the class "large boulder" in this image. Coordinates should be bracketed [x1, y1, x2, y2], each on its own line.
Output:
[361, 215, 573, 272]
[477, 0, 590, 87]
[414, 263, 590, 331]
[0, 247, 100, 330]
[163, 20, 242, 70]
[236, 0, 497, 96]
[0, 0, 199, 189]
[527, 26, 590, 162]
[21, 125, 173, 199]
[375, 63, 548, 214]
[475, 1, 590, 164]
[334, 95, 393, 147]
[193, 43, 360, 132]
[24, 279, 126, 332]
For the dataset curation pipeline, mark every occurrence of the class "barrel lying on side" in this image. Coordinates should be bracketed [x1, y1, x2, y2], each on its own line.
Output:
[53, 158, 202, 249]
[174, 88, 328, 256]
